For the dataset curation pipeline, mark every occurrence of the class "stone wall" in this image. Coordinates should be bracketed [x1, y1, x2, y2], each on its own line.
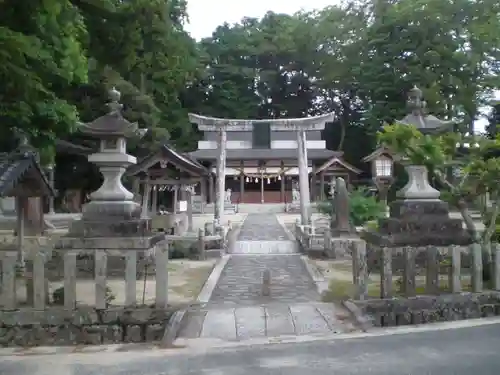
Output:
[0, 306, 173, 347]
[347, 292, 500, 328]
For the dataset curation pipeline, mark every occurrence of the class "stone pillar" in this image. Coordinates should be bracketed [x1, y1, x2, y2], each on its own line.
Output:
[240, 172, 245, 204]
[215, 129, 227, 227]
[320, 172, 325, 201]
[208, 172, 214, 204]
[151, 186, 158, 215]
[297, 130, 311, 225]
[47, 164, 55, 214]
[141, 181, 151, 218]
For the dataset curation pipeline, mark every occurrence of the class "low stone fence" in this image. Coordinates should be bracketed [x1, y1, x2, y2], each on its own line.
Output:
[294, 220, 326, 255]
[0, 240, 176, 347]
[343, 241, 500, 329]
[353, 243, 500, 301]
[294, 219, 363, 259]
[345, 292, 500, 328]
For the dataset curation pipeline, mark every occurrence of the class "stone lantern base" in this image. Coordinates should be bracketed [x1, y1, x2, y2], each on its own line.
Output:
[363, 199, 470, 247]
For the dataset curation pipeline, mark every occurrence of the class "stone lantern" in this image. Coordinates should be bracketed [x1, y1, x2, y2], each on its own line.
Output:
[362, 147, 394, 209]
[397, 86, 455, 134]
[361, 86, 471, 298]
[68, 87, 149, 236]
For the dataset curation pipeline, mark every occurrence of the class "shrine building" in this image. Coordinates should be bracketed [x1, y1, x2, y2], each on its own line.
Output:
[189, 113, 361, 204]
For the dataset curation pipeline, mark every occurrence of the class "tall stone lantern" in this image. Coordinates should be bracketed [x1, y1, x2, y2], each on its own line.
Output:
[69, 87, 149, 236]
[361, 86, 471, 298]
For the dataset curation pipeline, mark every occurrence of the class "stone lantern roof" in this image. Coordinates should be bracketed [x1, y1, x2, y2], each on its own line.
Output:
[78, 87, 140, 138]
[397, 86, 456, 134]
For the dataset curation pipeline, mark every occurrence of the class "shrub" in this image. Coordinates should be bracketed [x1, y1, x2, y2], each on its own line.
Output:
[317, 187, 386, 226]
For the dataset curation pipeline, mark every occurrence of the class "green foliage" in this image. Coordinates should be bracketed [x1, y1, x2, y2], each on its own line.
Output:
[317, 187, 386, 226]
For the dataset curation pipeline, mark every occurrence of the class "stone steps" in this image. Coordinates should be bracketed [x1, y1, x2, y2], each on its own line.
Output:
[232, 240, 298, 254]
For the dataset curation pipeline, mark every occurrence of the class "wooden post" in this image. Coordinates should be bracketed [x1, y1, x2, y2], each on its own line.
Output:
[141, 180, 151, 218]
[187, 188, 193, 232]
[320, 172, 325, 201]
[215, 128, 227, 227]
[280, 161, 285, 203]
[173, 186, 178, 214]
[323, 230, 331, 255]
[297, 130, 311, 225]
[200, 178, 206, 213]
[240, 173, 245, 204]
[151, 185, 158, 214]
[310, 168, 317, 202]
[260, 173, 264, 203]
[48, 164, 55, 214]
[16, 197, 25, 265]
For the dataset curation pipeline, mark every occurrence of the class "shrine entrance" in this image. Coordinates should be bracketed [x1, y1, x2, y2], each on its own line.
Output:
[188, 112, 336, 225]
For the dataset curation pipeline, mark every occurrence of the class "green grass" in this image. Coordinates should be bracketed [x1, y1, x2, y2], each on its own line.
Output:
[322, 278, 474, 302]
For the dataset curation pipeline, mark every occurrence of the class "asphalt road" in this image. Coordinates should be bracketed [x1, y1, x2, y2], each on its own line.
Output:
[2, 320, 500, 375]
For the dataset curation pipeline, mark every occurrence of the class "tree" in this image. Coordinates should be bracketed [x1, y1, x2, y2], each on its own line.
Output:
[0, 0, 88, 151]
[379, 123, 500, 281]
[486, 101, 500, 139]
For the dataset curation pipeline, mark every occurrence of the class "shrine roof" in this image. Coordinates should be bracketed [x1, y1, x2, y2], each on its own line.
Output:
[189, 148, 336, 161]
[0, 150, 55, 197]
[315, 155, 362, 175]
[127, 144, 209, 177]
[362, 147, 393, 163]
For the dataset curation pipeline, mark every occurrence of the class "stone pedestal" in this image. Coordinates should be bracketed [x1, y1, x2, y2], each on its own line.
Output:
[363, 165, 470, 247]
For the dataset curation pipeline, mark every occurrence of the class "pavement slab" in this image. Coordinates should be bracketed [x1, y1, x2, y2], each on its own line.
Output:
[178, 303, 356, 342]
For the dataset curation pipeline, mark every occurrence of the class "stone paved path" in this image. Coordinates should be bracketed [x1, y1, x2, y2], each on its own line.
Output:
[208, 254, 320, 307]
[237, 213, 290, 241]
[177, 302, 357, 342]
[176, 214, 357, 343]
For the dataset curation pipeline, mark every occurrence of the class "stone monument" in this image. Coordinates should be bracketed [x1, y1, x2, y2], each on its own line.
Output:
[331, 177, 355, 237]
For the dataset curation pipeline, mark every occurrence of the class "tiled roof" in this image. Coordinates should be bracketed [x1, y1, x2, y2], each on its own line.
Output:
[0, 150, 55, 197]
[127, 144, 209, 177]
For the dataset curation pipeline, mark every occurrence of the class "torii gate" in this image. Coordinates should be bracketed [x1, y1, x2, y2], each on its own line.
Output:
[188, 113, 335, 227]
